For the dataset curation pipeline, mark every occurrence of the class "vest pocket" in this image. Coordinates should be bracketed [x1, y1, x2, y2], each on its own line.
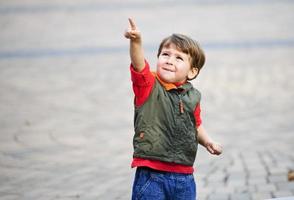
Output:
[133, 126, 170, 159]
[133, 128, 155, 155]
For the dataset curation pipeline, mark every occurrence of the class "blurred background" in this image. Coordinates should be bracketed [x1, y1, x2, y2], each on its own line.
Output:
[0, 0, 293, 199]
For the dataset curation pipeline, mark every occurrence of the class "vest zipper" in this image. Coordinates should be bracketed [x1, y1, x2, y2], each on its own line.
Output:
[179, 98, 184, 114]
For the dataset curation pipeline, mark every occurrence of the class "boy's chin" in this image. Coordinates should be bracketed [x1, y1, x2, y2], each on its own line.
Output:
[158, 74, 174, 83]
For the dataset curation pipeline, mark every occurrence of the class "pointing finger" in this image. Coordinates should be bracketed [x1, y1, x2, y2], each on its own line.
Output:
[128, 18, 137, 30]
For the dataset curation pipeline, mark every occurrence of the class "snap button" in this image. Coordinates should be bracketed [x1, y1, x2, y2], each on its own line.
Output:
[139, 132, 144, 139]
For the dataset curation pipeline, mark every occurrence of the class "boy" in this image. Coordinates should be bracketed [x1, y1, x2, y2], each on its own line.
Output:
[124, 18, 222, 200]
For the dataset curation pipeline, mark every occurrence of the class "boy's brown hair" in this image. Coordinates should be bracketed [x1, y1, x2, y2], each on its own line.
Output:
[157, 34, 205, 80]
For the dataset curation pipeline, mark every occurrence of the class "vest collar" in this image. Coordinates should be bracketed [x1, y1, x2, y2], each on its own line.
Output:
[152, 72, 193, 93]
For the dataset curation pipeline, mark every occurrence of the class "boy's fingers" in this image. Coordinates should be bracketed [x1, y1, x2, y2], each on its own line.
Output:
[124, 31, 130, 38]
[124, 31, 139, 40]
[128, 18, 137, 30]
[213, 144, 222, 155]
[206, 142, 223, 155]
[207, 145, 215, 154]
[218, 146, 223, 154]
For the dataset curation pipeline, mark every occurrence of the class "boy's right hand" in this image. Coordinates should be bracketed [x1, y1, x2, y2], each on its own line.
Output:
[124, 18, 141, 41]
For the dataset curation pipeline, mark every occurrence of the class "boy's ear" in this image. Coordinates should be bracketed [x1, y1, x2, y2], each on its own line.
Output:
[187, 67, 199, 80]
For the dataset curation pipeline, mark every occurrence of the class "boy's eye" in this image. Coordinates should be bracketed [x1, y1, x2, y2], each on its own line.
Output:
[162, 53, 169, 56]
[176, 56, 183, 61]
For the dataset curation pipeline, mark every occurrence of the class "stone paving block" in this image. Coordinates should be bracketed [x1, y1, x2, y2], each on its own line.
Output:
[234, 185, 256, 194]
[269, 174, 289, 183]
[206, 173, 226, 182]
[244, 161, 265, 172]
[230, 193, 251, 200]
[276, 182, 294, 191]
[228, 171, 247, 180]
[278, 160, 294, 171]
[249, 169, 268, 177]
[256, 183, 277, 193]
[214, 186, 235, 194]
[265, 197, 294, 200]
[251, 192, 273, 200]
[206, 180, 226, 188]
[207, 193, 229, 200]
[248, 176, 268, 185]
[273, 191, 294, 198]
[0, 194, 22, 200]
[197, 193, 208, 200]
[269, 167, 290, 176]
[197, 187, 214, 200]
[226, 179, 247, 189]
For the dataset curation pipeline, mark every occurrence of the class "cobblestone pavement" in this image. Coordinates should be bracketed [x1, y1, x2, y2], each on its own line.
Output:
[0, 0, 294, 199]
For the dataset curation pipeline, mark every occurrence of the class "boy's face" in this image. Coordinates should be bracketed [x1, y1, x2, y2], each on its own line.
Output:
[156, 43, 198, 84]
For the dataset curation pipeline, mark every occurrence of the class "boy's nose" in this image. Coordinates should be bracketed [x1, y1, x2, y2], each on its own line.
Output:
[166, 57, 174, 65]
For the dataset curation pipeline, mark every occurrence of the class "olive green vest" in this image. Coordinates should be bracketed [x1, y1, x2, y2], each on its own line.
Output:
[133, 78, 201, 166]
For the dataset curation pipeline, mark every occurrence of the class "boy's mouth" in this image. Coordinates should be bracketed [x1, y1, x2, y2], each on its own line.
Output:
[162, 66, 175, 72]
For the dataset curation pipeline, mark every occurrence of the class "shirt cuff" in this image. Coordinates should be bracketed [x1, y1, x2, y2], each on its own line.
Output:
[194, 103, 202, 127]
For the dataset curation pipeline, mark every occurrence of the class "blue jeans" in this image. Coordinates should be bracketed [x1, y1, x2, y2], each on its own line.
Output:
[132, 167, 196, 200]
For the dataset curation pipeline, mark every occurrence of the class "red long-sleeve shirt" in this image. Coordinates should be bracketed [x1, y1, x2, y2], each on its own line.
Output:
[130, 61, 202, 174]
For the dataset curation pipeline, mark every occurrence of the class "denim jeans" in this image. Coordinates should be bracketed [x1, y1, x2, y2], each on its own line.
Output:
[132, 167, 196, 200]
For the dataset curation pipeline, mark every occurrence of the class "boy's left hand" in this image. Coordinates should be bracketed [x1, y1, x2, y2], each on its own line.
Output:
[205, 141, 222, 155]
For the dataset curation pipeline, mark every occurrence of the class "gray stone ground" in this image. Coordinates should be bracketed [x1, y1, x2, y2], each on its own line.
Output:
[0, 0, 294, 199]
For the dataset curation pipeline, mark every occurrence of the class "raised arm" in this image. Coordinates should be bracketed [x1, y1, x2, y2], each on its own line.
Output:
[124, 18, 145, 72]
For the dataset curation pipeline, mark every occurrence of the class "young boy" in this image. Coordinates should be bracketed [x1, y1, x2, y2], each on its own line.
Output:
[124, 18, 222, 200]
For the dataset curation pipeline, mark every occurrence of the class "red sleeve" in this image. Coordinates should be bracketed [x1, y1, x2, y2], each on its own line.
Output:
[130, 61, 155, 107]
[194, 103, 202, 128]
